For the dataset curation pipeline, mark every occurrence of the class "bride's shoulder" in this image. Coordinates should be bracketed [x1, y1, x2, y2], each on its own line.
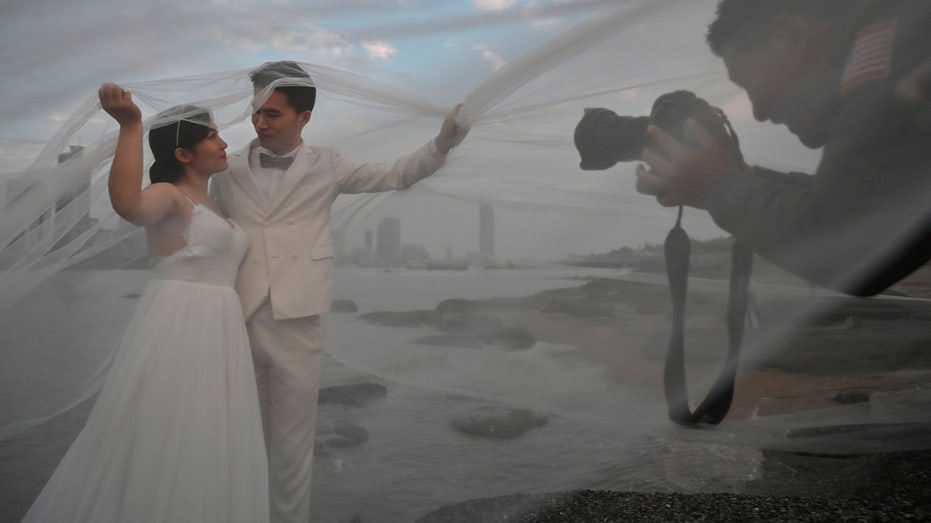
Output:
[143, 182, 186, 201]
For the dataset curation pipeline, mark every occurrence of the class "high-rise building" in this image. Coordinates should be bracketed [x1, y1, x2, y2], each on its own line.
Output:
[479, 198, 495, 258]
[53, 146, 96, 251]
[376, 216, 401, 264]
[3, 145, 93, 257]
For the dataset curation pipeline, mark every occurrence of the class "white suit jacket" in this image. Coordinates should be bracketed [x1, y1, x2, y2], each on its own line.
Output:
[211, 138, 447, 321]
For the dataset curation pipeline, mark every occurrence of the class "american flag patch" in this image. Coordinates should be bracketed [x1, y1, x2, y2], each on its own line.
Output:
[841, 20, 896, 93]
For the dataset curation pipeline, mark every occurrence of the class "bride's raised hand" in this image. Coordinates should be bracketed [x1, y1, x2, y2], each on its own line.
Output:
[98, 83, 142, 127]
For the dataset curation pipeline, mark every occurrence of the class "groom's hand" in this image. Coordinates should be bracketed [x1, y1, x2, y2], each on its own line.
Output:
[435, 104, 470, 154]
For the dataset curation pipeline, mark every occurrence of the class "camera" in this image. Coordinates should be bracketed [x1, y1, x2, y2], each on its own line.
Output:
[574, 90, 737, 171]
[573, 91, 750, 426]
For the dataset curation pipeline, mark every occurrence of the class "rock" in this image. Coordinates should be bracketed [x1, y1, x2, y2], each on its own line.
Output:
[358, 310, 438, 327]
[541, 298, 613, 318]
[415, 333, 484, 348]
[436, 312, 535, 350]
[316, 423, 370, 450]
[476, 295, 540, 311]
[482, 326, 536, 350]
[331, 299, 359, 313]
[450, 407, 548, 439]
[807, 296, 913, 325]
[318, 382, 388, 407]
[415, 487, 931, 523]
[440, 313, 505, 336]
[436, 298, 474, 315]
[835, 389, 871, 404]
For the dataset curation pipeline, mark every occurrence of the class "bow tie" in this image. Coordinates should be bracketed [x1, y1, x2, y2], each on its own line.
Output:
[259, 153, 294, 170]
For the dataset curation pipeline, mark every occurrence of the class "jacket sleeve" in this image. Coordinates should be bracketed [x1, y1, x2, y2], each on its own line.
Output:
[332, 140, 448, 194]
[705, 121, 931, 296]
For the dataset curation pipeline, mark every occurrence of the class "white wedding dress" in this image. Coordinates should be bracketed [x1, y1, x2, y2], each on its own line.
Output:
[22, 204, 269, 523]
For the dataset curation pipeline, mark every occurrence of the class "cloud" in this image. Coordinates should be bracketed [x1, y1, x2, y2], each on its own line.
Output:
[273, 30, 340, 52]
[361, 40, 398, 60]
[473, 0, 517, 11]
[212, 24, 353, 55]
[522, 1, 562, 28]
[473, 44, 507, 71]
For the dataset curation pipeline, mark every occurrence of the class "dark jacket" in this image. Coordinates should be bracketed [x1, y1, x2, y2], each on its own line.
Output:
[704, 0, 931, 296]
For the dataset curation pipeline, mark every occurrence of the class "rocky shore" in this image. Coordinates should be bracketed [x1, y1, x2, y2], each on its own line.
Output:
[416, 484, 931, 522]
[5, 270, 928, 522]
[346, 272, 931, 522]
[415, 444, 931, 521]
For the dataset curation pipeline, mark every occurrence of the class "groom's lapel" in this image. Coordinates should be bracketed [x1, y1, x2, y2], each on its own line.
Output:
[229, 140, 270, 211]
[268, 144, 321, 212]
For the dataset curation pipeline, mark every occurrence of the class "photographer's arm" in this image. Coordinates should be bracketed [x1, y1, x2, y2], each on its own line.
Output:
[702, 151, 928, 295]
[642, 114, 931, 295]
[635, 114, 885, 293]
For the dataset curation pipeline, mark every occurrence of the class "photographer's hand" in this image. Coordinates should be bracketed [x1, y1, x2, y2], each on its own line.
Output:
[636, 118, 740, 208]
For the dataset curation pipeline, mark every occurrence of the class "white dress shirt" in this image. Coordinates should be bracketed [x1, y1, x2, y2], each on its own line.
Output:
[249, 144, 301, 201]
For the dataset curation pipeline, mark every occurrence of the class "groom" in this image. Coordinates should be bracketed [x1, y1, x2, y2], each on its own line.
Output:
[211, 60, 468, 522]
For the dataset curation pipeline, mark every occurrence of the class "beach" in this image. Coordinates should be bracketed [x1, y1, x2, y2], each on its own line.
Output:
[405, 271, 931, 521]
[3, 266, 930, 522]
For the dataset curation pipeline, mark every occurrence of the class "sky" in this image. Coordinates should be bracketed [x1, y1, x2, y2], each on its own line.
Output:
[0, 0, 822, 261]
[0, 0, 616, 151]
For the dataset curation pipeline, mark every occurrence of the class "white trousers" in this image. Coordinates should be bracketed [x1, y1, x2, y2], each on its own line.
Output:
[247, 300, 322, 523]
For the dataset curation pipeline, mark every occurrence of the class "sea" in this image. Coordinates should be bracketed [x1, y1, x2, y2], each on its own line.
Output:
[0, 264, 818, 522]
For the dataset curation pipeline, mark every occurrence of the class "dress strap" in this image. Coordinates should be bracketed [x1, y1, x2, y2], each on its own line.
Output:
[180, 192, 197, 208]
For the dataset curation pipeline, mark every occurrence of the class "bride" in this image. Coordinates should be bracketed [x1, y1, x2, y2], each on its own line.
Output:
[22, 84, 268, 523]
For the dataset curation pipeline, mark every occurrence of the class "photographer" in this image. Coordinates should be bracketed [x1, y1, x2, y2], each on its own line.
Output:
[636, 0, 931, 296]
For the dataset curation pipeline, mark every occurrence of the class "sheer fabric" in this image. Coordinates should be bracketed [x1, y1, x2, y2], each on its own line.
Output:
[20, 205, 268, 522]
[1, 0, 929, 458]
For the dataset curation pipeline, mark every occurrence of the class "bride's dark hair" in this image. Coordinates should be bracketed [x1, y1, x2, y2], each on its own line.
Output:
[147, 105, 214, 184]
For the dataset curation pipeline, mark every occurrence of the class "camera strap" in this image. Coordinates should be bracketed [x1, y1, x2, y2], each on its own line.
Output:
[662, 206, 754, 425]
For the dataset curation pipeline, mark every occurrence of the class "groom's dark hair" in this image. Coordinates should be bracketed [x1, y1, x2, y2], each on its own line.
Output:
[249, 60, 317, 113]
